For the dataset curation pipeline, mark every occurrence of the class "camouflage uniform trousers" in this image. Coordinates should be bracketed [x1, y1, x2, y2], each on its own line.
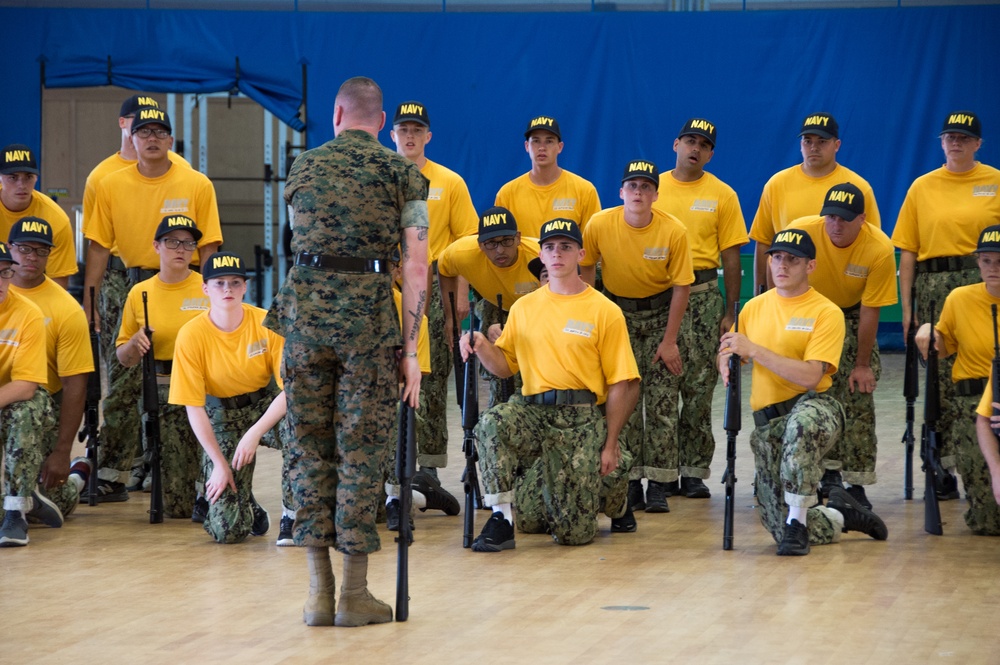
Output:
[146, 382, 201, 518]
[677, 285, 723, 480]
[97, 268, 143, 481]
[750, 391, 846, 546]
[476, 298, 521, 408]
[418, 272, 449, 468]
[823, 308, 881, 485]
[282, 340, 396, 554]
[916, 267, 980, 469]
[475, 400, 604, 546]
[621, 304, 681, 484]
[951, 394, 1000, 535]
[1, 388, 60, 519]
[201, 385, 293, 544]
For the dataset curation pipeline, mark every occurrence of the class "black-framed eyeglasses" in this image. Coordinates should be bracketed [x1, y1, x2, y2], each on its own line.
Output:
[134, 127, 170, 139]
[11, 243, 50, 257]
[482, 236, 516, 250]
[159, 238, 198, 251]
[0, 268, 15, 279]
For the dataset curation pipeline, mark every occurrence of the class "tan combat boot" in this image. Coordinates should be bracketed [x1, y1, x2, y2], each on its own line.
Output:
[303, 546, 336, 626]
[334, 553, 393, 627]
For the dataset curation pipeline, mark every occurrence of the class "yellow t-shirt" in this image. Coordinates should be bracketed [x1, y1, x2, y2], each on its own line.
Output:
[169, 304, 285, 406]
[0, 289, 48, 386]
[936, 283, 1000, 382]
[11, 277, 94, 394]
[740, 287, 845, 411]
[581, 207, 695, 298]
[652, 170, 748, 270]
[495, 285, 640, 404]
[749, 163, 881, 244]
[437, 235, 541, 308]
[82, 150, 190, 255]
[116, 272, 210, 361]
[976, 377, 997, 417]
[422, 159, 478, 264]
[787, 215, 898, 309]
[495, 169, 601, 238]
[0, 191, 77, 279]
[392, 287, 431, 374]
[87, 163, 223, 269]
[891, 163, 1000, 260]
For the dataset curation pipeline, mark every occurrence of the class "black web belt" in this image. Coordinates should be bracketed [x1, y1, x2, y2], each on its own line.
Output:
[206, 386, 272, 410]
[295, 252, 389, 274]
[842, 302, 861, 314]
[604, 287, 673, 313]
[916, 255, 978, 274]
[955, 377, 988, 397]
[693, 268, 718, 285]
[523, 389, 597, 406]
[753, 394, 804, 427]
[154, 359, 173, 376]
[107, 256, 128, 272]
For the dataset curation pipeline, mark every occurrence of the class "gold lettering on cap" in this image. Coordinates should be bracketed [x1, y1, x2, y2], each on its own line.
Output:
[166, 216, 194, 228]
[22, 220, 49, 235]
[481, 213, 508, 227]
[948, 113, 974, 127]
[399, 103, 424, 116]
[828, 191, 855, 204]
[775, 231, 803, 245]
[138, 108, 166, 123]
[4, 150, 31, 163]
[690, 119, 715, 134]
[530, 117, 555, 129]
[629, 161, 655, 173]
[137, 96, 159, 108]
[544, 220, 573, 234]
[803, 115, 830, 128]
[213, 255, 239, 269]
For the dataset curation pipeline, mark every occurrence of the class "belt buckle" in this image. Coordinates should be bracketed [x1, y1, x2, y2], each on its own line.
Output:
[308, 254, 323, 268]
[371, 259, 381, 273]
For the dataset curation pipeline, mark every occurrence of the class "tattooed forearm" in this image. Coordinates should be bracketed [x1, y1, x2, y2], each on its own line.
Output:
[400, 235, 409, 263]
[417, 227, 428, 242]
[407, 289, 427, 341]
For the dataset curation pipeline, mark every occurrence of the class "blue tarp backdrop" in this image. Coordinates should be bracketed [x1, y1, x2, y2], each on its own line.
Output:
[1, 5, 997, 238]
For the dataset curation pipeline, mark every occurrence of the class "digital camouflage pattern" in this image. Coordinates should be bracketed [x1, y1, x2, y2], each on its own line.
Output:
[916, 268, 981, 469]
[38, 398, 80, 518]
[750, 392, 845, 545]
[97, 268, 143, 480]
[150, 383, 201, 518]
[418, 279, 448, 468]
[265, 128, 427, 556]
[1, 388, 57, 517]
[824, 307, 880, 485]
[201, 385, 292, 544]
[283, 341, 397, 553]
[620, 304, 681, 483]
[476, 401, 604, 546]
[677, 286, 723, 479]
[953, 394, 1000, 535]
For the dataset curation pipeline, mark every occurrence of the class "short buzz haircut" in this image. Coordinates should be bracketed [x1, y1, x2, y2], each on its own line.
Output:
[336, 76, 383, 123]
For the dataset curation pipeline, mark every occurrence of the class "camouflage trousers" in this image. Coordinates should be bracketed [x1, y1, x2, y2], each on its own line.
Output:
[476, 400, 604, 546]
[750, 391, 846, 546]
[916, 267, 981, 469]
[144, 383, 201, 518]
[0, 389, 70, 518]
[824, 308, 881, 485]
[677, 285, 723, 479]
[282, 341, 396, 554]
[622, 304, 682, 483]
[97, 268, 143, 481]
[515, 445, 633, 532]
[418, 275, 449, 468]
[201, 385, 293, 544]
[951, 394, 1000, 535]
[476, 298, 521, 408]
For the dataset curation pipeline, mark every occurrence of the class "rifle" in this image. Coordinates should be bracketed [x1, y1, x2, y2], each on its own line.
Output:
[448, 292, 465, 408]
[921, 301, 943, 535]
[461, 308, 484, 548]
[993, 304, 1000, 436]
[902, 288, 919, 500]
[722, 301, 740, 551]
[80, 286, 101, 507]
[140, 292, 164, 524]
[394, 398, 416, 622]
[496, 294, 514, 403]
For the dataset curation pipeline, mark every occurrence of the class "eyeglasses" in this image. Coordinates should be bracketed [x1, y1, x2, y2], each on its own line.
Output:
[159, 238, 198, 251]
[482, 237, 516, 250]
[11, 243, 50, 257]
[134, 127, 170, 139]
[942, 133, 977, 145]
[0, 268, 15, 279]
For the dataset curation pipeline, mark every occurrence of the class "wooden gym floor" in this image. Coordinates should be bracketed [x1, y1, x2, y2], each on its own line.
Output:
[4, 353, 999, 664]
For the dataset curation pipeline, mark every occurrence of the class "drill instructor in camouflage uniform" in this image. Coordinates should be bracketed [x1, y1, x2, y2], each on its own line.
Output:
[264, 77, 429, 628]
[786, 183, 898, 508]
[581, 159, 693, 515]
[917, 226, 1000, 535]
[0, 241, 65, 547]
[460, 218, 640, 552]
[652, 119, 748, 499]
[719, 229, 888, 556]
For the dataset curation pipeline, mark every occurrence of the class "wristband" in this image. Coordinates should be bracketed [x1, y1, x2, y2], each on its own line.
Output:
[403, 352, 418, 358]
